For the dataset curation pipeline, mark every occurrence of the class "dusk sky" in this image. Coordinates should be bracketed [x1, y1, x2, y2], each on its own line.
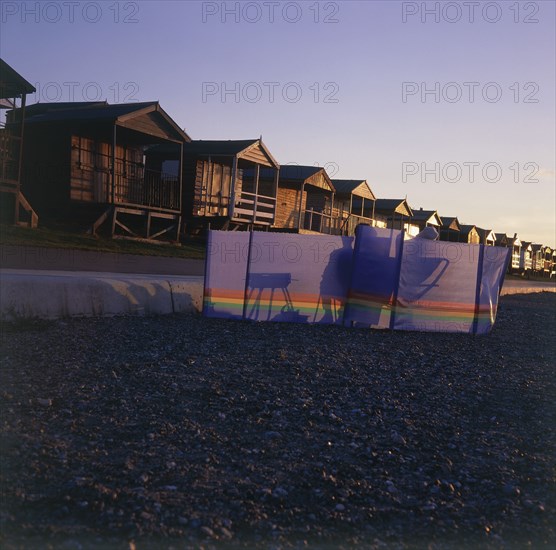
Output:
[1, 0, 554, 245]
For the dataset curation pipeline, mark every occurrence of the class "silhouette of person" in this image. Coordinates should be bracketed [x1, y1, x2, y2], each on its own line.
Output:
[318, 237, 353, 324]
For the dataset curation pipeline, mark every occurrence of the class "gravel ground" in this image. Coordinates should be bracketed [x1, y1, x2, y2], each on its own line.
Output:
[1, 293, 555, 550]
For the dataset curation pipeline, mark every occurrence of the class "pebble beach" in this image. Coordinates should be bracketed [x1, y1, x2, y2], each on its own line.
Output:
[1, 293, 554, 549]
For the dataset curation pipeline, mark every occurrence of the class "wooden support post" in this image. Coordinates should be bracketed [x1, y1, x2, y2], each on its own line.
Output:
[330, 192, 335, 234]
[90, 206, 113, 236]
[111, 125, 117, 205]
[297, 182, 305, 230]
[146, 211, 152, 239]
[178, 140, 183, 212]
[272, 167, 279, 224]
[208, 157, 214, 214]
[17, 191, 38, 228]
[14, 188, 20, 225]
[111, 207, 117, 237]
[252, 164, 260, 224]
[348, 194, 353, 236]
[14, 93, 27, 225]
[175, 215, 182, 241]
[229, 155, 238, 219]
[150, 223, 177, 240]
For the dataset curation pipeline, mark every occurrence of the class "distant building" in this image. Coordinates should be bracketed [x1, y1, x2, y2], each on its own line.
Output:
[519, 241, 533, 272]
[531, 243, 544, 274]
[458, 224, 481, 245]
[410, 208, 442, 234]
[374, 198, 417, 237]
[439, 216, 461, 242]
[476, 227, 496, 246]
[331, 179, 376, 235]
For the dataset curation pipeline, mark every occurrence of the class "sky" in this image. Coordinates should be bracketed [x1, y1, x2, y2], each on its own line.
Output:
[1, 0, 555, 245]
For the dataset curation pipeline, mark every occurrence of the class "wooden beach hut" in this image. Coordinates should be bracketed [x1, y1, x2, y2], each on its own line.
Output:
[149, 139, 281, 232]
[374, 198, 417, 236]
[330, 179, 376, 235]
[16, 100, 190, 241]
[519, 241, 533, 273]
[531, 243, 544, 275]
[495, 233, 508, 247]
[411, 208, 442, 234]
[458, 224, 481, 245]
[0, 59, 37, 227]
[508, 234, 522, 272]
[273, 165, 338, 234]
[476, 227, 496, 246]
[439, 216, 461, 242]
[186, 139, 279, 231]
[542, 246, 553, 278]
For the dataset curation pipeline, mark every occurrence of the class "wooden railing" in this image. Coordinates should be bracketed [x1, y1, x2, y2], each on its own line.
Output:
[193, 191, 230, 217]
[234, 191, 276, 226]
[302, 208, 343, 235]
[341, 213, 374, 236]
[114, 168, 180, 211]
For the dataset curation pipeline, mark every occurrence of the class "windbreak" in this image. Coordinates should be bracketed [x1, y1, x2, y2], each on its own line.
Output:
[203, 227, 510, 334]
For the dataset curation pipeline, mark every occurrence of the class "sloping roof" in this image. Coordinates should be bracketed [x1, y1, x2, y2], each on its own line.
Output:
[18, 101, 190, 142]
[440, 216, 459, 228]
[278, 165, 334, 192]
[185, 139, 259, 156]
[24, 101, 158, 123]
[374, 199, 413, 217]
[280, 165, 323, 181]
[331, 179, 376, 200]
[506, 234, 520, 247]
[0, 59, 36, 99]
[459, 224, 477, 236]
[476, 227, 495, 241]
[24, 101, 107, 117]
[495, 233, 508, 245]
[184, 139, 279, 168]
[411, 208, 441, 224]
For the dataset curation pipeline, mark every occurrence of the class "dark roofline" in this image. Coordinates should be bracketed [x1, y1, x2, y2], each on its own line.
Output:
[459, 224, 477, 234]
[18, 101, 190, 143]
[279, 165, 325, 180]
[410, 208, 440, 222]
[0, 58, 36, 98]
[374, 198, 414, 217]
[184, 139, 278, 167]
[331, 179, 376, 200]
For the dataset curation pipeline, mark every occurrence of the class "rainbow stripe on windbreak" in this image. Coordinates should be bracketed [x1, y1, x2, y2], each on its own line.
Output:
[203, 289, 246, 314]
[203, 288, 497, 330]
[203, 288, 347, 317]
[345, 290, 496, 327]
